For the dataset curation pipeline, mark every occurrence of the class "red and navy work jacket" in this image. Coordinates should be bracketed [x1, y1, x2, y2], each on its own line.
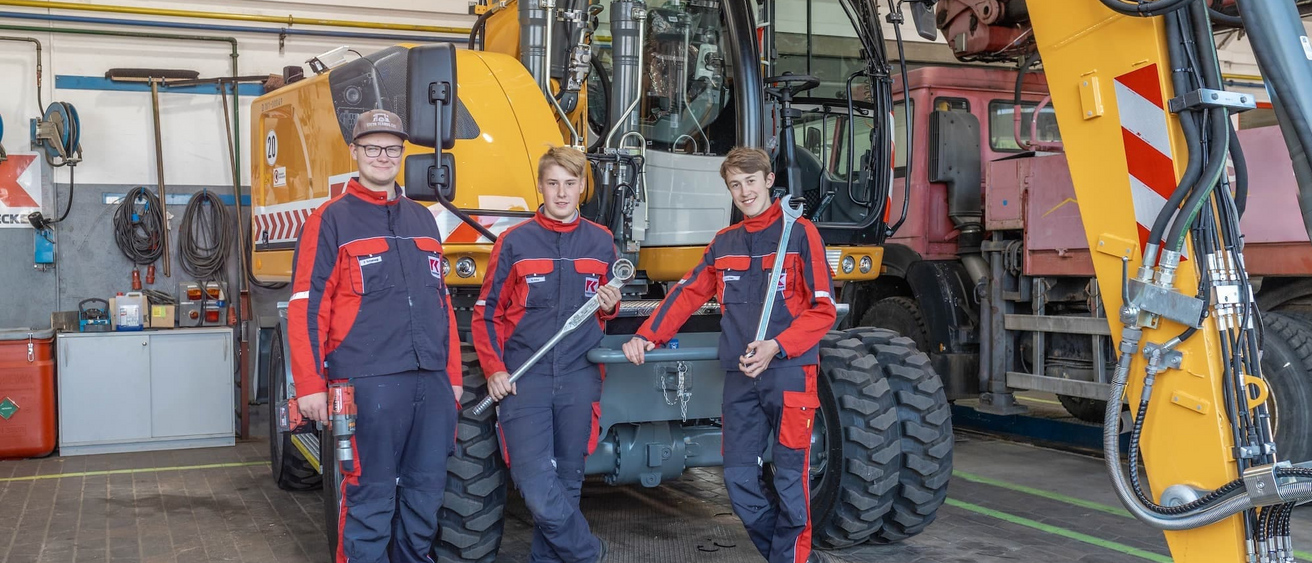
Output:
[636, 200, 836, 369]
[472, 210, 618, 378]
[288, 178, 462, 397]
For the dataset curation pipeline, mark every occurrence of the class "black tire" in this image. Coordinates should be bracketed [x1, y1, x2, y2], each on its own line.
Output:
[844, 328, 953, 543]
[1057, 395, 1108, 423]
[265, 326, 322, 492]
[859, 297, 931, 353]
[433, 345, 508, 563]
[810, 332, 903, 549]
[1259, 313, 1312, 464]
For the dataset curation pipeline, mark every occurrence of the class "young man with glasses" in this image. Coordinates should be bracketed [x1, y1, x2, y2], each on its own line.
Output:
[288, 108, 464, 563]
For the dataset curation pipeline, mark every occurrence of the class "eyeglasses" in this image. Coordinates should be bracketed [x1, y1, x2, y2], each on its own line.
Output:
[357, 144, 404, 158]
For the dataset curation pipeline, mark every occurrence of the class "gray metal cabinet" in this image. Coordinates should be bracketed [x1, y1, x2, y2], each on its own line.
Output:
[57, 327, 235, 455]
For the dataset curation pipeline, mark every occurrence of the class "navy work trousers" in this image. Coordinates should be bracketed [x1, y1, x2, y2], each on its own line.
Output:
[722, 365, 818, 563]
[496, 365, 603, 563]
[335, 369, 458, 563]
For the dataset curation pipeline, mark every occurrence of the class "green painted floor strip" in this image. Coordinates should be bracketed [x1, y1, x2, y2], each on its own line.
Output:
[0, 461, 268, 483]
[954, 470, 1133, 518]
[945, 498, 1173, 562]
[953, 471, 1312, 562]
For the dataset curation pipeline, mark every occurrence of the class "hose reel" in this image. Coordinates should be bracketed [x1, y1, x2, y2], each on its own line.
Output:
[31, 101, 82, 167]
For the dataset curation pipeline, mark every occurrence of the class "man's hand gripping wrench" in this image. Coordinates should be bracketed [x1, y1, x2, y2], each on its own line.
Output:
[747, 195, 804, 358]
[472, 259, 636, 415]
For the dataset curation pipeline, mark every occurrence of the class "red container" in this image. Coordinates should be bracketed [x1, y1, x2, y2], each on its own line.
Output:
[0, 328, 56, 459]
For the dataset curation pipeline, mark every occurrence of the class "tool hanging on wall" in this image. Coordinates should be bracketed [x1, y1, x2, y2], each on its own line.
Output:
[26, 101, 82, 231]
[105, 68, 201, 279]
[113, 187, 165, 290]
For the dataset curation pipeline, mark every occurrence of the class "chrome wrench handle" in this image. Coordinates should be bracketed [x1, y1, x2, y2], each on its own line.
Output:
[748, 196, 804, 356]
[472, 259, 636, 415]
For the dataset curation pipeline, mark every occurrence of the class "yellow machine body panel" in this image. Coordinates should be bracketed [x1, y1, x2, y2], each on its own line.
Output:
[1026, 2, 1244, 559]
[249, 48, 562, 286]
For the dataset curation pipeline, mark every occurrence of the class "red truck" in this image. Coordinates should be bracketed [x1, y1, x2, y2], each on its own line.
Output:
[810, 65, 1311, 463]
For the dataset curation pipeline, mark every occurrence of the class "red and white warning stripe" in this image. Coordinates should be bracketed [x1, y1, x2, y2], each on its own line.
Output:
[1114, 65, 1195, 261]
[429, 206, 530, 244]
[1115, 64, 1180, 253]
[253, 199, 328, 244]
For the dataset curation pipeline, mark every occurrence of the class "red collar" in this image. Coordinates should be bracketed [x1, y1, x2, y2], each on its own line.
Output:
[347, 178, 400, 205]
[742, 199, 782, 232]
[534, 207, 581, 233]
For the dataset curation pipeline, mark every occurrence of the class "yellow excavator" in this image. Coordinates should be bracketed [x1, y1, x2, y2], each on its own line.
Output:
[248, 0, 1312, 561]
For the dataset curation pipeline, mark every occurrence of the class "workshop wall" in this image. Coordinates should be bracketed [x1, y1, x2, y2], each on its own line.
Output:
[0, 0, 473, 330]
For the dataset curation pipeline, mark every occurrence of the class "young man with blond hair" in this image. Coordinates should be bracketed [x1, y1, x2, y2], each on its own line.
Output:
[622, 147, 836, 563]
[473, 146, 620, 563]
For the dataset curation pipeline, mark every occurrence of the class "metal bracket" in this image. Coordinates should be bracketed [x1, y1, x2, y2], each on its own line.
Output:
[1142, 342, 1183, 370]
[1126, 278, 1205, 328]
[1167, 88, 1257, 114]
[1242, 462, 1295, 507]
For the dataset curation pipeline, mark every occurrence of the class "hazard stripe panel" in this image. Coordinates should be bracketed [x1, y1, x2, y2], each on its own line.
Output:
[1113, 64, 1187, 259]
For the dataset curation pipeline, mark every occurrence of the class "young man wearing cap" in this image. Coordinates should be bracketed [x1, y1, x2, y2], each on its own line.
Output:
[620, 147, 835, 563]
[288, 109, 464, 563]
[472, 146, 620, 563]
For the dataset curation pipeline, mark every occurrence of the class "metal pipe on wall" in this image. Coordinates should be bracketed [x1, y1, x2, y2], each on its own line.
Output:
[0, 10, 462, 43]
[0, 0, 470, 35]
[0, 35, 43, 111]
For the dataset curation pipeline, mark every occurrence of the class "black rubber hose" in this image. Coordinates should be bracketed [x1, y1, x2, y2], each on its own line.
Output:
[468, 7, 494, 50]
[1207, 7, 1242, 27]
[113, 186, 165, 266]
[178, 190, 233, 282]
[1099, 0, 1193, 17]
[1229, 123, 1248, 218]
[1148, 11, 1204, 250]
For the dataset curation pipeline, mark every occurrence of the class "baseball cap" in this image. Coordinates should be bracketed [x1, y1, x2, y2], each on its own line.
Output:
[351, 109, 408, 143]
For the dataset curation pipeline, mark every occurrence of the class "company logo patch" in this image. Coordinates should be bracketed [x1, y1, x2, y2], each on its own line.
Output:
[776, 272, 787, 292]
[429, 256, 442, 279]
[358, 256, 383, 267]
[526, 276, 546, 284]
[373, 113, 393, 125]
[584, 276, 600, 298]
[723, 275, 740, 282]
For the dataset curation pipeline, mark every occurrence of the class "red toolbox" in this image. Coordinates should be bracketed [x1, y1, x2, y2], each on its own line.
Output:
[0, 328, 56, 459]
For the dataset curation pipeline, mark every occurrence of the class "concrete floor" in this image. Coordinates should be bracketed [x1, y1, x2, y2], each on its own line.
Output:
[0, 425, 1308, 563]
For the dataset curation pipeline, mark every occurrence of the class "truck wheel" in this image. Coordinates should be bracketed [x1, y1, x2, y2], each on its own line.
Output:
[1259, 313, 1312, 464]
[810, 332, 903, 548]
[1057, 395, 1108, 423]
[433, 345, 508, 563]
[859, 297, 931, 353]
[845, 328, 953, 543]
[265, 326, 322, 492]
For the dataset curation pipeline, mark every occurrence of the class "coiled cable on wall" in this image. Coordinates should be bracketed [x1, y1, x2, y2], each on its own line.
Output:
[178, 190, 232, 282]
[112, 186, 165, 266]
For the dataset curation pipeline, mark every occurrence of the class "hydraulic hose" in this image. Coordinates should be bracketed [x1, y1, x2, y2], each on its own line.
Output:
[1103, 332, 1312, 529]
[1229, 123, 1249, 219]
[1146, 10, 1205, 263]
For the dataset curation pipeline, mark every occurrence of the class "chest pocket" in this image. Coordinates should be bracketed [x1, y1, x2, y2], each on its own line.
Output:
[412, 237, 447, 291]
[714, 256, 753, 304]
[761, 253, 803, 302]
[516, 258, 557, 308]
[343, 238, 395, 295]
[572, 260, 608, 308]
